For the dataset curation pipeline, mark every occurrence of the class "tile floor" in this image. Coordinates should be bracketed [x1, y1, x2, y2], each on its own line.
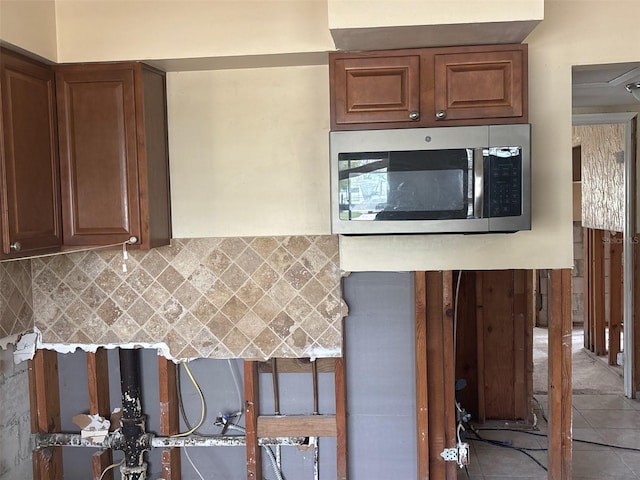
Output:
[458, 327, 640, 479]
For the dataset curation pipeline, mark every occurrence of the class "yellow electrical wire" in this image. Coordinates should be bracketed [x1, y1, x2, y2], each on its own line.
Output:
[98, 459, 124, 480]
[171, 361, 206, 437]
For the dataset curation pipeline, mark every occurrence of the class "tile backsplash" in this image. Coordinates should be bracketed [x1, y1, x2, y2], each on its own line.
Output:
[0, 260, 33, 341]
[2, 236, 345, 360]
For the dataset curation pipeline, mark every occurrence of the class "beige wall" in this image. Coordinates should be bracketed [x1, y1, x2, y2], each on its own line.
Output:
[167, 65, 331, 238]
[3, 0, 640, 271]
[327, 0, 543, 29]
[0, 0, 57, 61]
[54, 0, 334, 62]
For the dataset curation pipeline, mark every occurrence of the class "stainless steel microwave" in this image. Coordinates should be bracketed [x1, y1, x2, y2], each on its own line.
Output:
[330, 124, 531, 235]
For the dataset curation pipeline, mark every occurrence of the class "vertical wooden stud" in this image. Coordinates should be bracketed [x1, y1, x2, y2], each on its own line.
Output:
[593, 229, 607, 355]
[475, 273, 486, 423]
[513, 270, 527, 419]
[441, 271, 458, 480]
[415, 272, 429, 480]
[335, 353, 348, 480]
[548, 269, 573, 480]
[609, 233, 623, 365]
[583, 228, 591, 350]
[244, 361, 262, 480]
[87, 349, 114, 480]
[159, 357, 181, 480]
[29, 350, 63, 480]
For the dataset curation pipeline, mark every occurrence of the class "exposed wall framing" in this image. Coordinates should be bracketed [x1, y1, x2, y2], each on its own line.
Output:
[415, 271, 457, 480]
[244, 357, 348, 479]
[547, 269, 573, 480]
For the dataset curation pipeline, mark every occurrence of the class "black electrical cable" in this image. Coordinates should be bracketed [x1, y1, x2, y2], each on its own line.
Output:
[477, 427, 640, 453]
[532, 396, 548, 423]
[468, 428, 548, 472]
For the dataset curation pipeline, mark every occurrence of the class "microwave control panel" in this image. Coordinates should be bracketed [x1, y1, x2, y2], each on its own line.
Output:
[485, 153, 522, 218]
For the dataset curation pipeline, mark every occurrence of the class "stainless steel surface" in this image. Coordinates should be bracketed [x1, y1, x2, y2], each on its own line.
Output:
[408, 111, 420, 120]
[473, 148, 484, 219]
[330, 124, 531, 235]
[9, 241, 21, 252]
[436, 110, 447, 119]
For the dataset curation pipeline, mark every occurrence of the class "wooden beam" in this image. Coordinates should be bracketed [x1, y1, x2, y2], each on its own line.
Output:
[29, 350, 63, 480]
[609, 233, 623, 365]
[548, 269, 573, 480]
[158, 357, 181, 480]
[593, 229, 606, 355]
[475, 272, 486, 423]
[258, 358, 335, 374]
[441, 271, 458, 480]
[244, 361, 262, 480]
[87, 349, 113, 480]
[335, 350, 348, 479]
[415, 272, 429, 480]
[92, 451, 114, 480]
[525, 270, 535, 424]
[513, 270, 528, 420]
[257, 415, 337, 437]
[583, 228, 591, 350]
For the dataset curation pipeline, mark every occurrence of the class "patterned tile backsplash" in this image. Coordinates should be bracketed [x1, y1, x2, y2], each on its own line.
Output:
[1, 236, 345, 360]
[0, 260, 33, 341]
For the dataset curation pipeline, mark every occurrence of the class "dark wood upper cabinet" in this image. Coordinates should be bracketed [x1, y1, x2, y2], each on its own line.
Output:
[55, 62, 171, 249]
[0, 48, 62, 259]
[331, 54, 421, 127]
[330, 44, 528, 130]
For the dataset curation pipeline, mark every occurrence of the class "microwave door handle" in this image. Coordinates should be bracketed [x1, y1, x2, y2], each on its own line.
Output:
[474, 148, 484, 219]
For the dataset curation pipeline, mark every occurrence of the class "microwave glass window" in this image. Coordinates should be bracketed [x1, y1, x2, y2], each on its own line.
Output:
[338, 149, 473, 221]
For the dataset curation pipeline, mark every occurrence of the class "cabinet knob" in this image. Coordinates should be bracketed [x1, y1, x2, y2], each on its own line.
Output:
[435, 110, 447, 120]
[408, 111, 420, 121]
[10, 241, 21, 252]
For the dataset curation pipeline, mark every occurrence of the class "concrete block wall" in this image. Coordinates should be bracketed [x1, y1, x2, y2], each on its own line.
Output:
[0, 346, 32, 479]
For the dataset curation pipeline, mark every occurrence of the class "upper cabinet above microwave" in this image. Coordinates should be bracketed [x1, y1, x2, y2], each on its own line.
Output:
[329, 44, 528, 130]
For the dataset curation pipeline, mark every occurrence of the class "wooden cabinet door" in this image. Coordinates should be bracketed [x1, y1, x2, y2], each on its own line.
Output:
[331, 54, 421, 129]
[433, 47, 526, 123]
[0, 49, 61, 258]
[56, 66, 142, 247]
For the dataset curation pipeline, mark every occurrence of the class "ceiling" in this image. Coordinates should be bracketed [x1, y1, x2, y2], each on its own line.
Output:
[573, 62, 640, 108]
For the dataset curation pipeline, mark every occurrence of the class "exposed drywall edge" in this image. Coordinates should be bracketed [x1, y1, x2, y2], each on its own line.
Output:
[0, 332, 24, 350]
[9, 328, 343, 364]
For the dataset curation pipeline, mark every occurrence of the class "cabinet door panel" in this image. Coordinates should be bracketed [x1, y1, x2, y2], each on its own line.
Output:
[57, 68, 141, 246]
[333, 55, 420, 127]
[434, 50, 524, 122]
[1, 51, 61, 257]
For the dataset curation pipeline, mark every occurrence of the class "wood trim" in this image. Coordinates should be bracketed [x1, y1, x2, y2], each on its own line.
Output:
[87, 350, 113, 480]
[609, 234, 623, 365]
[158, 358, 181, 479]
[244, 361, 262, 480]
[415, 272, 429, 480]
[29, 350, 63, 480]
[548, 269, 573, 480]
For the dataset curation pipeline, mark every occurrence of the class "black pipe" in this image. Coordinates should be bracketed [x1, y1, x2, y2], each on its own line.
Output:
[119, 348, 149, 480]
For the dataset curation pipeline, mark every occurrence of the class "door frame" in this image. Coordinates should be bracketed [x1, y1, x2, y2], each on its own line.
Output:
[572, 112, 637, 398]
